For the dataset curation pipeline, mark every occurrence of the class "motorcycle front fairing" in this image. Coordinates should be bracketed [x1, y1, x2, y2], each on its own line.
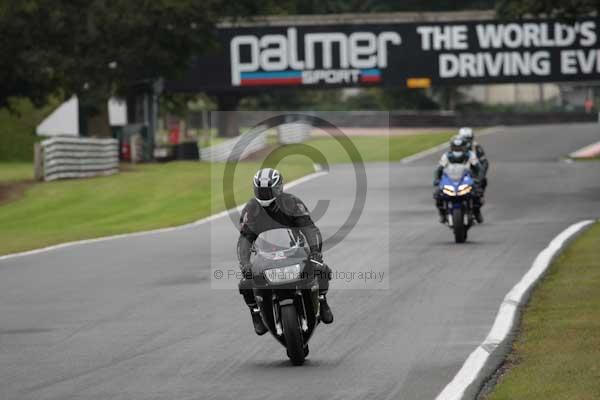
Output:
[250, 229, 320, 348]
[439, 164, 475, 227]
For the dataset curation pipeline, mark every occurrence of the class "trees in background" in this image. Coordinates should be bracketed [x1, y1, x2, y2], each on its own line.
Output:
[0, 0, 268, 113]
[0, 0, 501, 116]
[3, 0, 599, 122]
[277, 0, 494, 14]
[496, 0, 600, 19]
[238, 88, 440, 111]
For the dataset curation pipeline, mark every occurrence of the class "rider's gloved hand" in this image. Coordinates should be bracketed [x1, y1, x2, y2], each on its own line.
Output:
[240, 263, 253, 279]
[309, 252, 331, 283]
[309, 251, 323, 265]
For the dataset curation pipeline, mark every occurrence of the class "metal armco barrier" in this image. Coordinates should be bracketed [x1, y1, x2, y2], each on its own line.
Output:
[37, 137, 119, 181]
[237, 111, 596, 129]
[199, 129, 267, 162]
[278, 121, 312, 144]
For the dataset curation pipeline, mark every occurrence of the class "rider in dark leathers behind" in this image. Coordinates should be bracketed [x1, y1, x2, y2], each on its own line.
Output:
[458, 127, 489, 192]
[237, 168, 334, 335]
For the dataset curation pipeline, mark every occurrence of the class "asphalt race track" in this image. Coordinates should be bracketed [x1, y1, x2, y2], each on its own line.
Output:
[1, 124, 599, 400]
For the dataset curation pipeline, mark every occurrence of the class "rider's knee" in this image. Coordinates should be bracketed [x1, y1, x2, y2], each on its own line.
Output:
[314, 263, 332, 281]
[239, 284, 255, 306]
[238, 277, 253, 292]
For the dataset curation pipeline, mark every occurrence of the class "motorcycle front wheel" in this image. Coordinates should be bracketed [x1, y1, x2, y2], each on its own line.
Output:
[452, 208, 467, 243]
[281, 305, 305, 366]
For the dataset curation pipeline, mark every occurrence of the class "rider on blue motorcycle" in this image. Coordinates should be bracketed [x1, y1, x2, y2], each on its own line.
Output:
[237, 168, 334, 335]
[433, 137, 484, 223]
[458, 127, 489, 192]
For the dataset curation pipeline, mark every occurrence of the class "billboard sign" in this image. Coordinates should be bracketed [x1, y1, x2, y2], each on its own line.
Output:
[166, 18, 600, 91]
[228, 28, 401, 86]
[223, 18, 600, 88]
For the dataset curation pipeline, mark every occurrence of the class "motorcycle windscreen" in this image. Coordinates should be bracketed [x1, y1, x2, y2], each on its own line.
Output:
[444, 163, 470, 182]
[255, 228, 306, 258]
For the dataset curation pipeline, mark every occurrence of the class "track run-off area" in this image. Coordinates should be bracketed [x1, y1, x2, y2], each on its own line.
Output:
[1, 123, 599, 400]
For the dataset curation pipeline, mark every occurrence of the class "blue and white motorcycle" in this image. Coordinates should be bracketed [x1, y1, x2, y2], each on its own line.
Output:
[439, 164, 476, 243]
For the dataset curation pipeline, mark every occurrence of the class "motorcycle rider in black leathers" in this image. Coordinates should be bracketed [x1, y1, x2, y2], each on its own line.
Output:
[237, 168, 334, 335]
[458, 127, 489, 192]
[433, 136, 484, 224]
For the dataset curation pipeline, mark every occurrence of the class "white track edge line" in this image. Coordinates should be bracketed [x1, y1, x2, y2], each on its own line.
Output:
[0, 167, 328, 261]
[569, 140, 600, 158]
[435, 219, 595, 400]
[0, 127, 502, 261]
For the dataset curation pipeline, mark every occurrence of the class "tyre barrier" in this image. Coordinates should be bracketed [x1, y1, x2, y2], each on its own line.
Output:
[35, 137, 119, 181]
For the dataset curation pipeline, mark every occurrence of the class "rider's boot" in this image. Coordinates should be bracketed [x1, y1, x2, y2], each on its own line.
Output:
[319, 294, 334, 324]
[240, 282, 268, 336]
[250, 308, 268, 335]
[473, 192, 484, 223]
[474, 208, 484, 224]
[438, 208, 447, 224]
[435, 195, 446, 223]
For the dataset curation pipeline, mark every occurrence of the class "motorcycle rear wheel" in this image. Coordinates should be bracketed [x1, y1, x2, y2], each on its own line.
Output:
[281, 305, 306, 366]
[453, 208, 467, 243]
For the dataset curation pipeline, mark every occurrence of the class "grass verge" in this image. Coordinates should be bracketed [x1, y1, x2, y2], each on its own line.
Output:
[263, 132, 454, 164]
[0, 162, 34, 182]
[485, 221, 600, 400]
[570, 156, 600, 162]
[0, 161, 313, 255]
[0, 132, 452, 255]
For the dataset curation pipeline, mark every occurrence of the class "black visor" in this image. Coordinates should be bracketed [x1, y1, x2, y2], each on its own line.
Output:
[255, 186, 276, 201]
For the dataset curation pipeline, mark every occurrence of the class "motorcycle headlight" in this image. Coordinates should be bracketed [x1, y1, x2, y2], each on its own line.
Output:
[442, 185, 456, 196]
[458, 185, 472, 195]
[264, 264, 302, 283]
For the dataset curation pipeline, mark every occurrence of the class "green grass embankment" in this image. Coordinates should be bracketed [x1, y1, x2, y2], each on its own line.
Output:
[0, 132, 453, 255]
[486, 222, 600, 400]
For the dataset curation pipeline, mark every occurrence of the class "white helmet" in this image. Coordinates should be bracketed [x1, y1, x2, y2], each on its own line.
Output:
[458, 127, 474, 141]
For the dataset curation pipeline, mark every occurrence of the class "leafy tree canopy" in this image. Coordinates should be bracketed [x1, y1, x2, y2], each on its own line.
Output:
[4, 0, 597, 114]
[496, 0, 600, 19]
[275, 0, 494, 14]
[0, 0, 271, 110]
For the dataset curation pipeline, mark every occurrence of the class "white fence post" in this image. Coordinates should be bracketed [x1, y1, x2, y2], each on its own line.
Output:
[33, 142, 44, 181]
